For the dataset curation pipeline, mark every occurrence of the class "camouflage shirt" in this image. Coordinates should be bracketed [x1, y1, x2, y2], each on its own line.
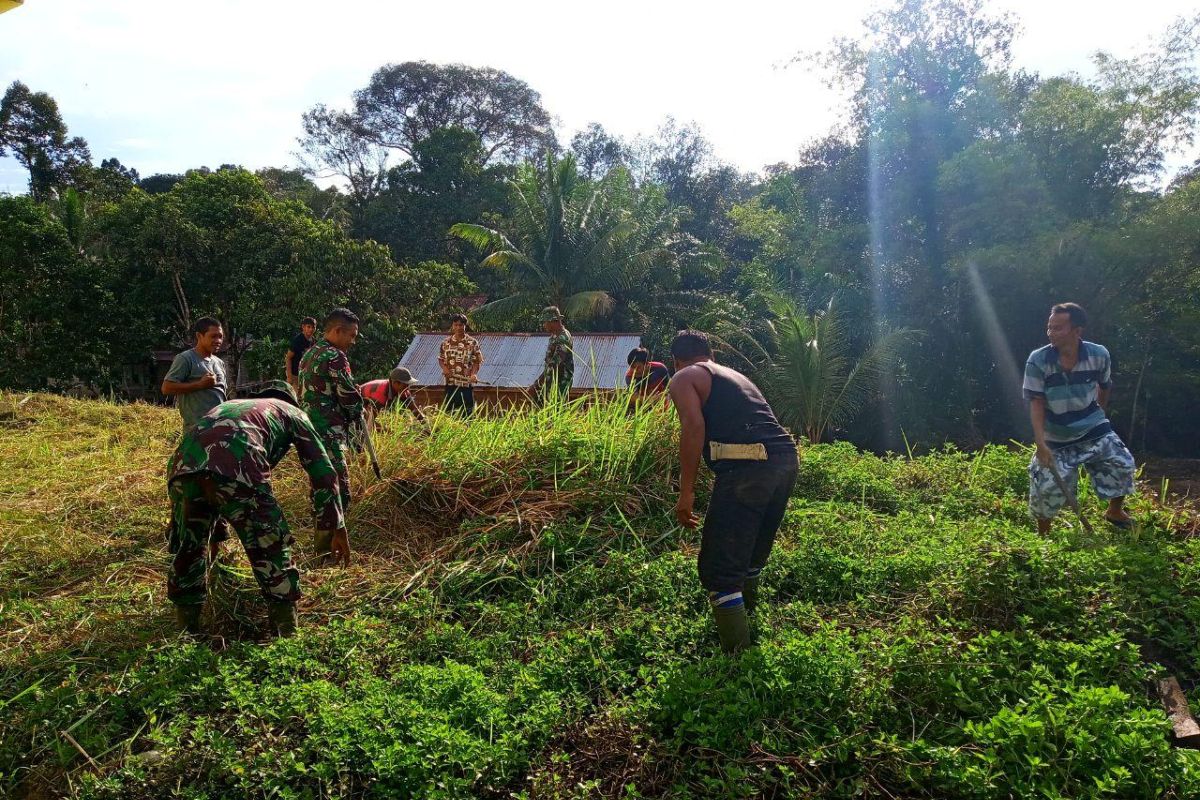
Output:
[167, 399, 345, 532]
[299, 339, 363, 441]
[544, 328, 574, 388]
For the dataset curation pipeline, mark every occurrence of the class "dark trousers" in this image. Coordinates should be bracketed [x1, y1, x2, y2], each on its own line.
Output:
[698, 454, 798, 594]
[444, 384, 475, 416]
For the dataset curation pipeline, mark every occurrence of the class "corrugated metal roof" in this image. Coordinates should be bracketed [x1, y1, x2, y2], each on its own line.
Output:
[397, 333, 643, 390]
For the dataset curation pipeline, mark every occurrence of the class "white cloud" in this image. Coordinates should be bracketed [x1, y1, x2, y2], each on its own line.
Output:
[1, 0, 1196, 193]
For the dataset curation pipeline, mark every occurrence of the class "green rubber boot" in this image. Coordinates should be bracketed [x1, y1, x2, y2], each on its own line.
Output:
[712, 604, 752, 654]
[267, 602, 298, 638]
[743, 575, 761, 615]
[174, 603, 203, 635]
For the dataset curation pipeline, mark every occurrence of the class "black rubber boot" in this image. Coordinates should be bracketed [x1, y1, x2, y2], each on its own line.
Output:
[743, 575, 761, 615]
[267, 602, 298, 638]
[174, 603, 203, 635]
[712, 604, 752, 654]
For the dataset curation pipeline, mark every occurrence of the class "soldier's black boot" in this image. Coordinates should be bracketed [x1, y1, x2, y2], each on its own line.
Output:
[710, 591, 752, 654]
[268, 601, 298, 638]
[174, 603, 203, 635]
[313, 529, 333, 556]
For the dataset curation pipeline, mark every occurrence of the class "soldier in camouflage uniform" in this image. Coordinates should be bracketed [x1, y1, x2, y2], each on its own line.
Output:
[537, 306, 574, 403]
[299, 308, 364, 518]
[166, 381, 350, 637]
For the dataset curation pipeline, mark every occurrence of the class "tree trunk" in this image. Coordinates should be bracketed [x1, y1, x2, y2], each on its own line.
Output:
[1128, 350, 1150, 450]
[169, 264, 191, 345]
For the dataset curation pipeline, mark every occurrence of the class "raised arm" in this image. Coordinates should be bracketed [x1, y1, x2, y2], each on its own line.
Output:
[161, 354, 215, 396]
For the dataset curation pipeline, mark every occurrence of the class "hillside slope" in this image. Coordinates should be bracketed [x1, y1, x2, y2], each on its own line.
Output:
[3, 393, 1200, 798]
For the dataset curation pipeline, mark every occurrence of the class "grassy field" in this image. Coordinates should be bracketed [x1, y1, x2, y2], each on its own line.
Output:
[3, 392, 1200, 798]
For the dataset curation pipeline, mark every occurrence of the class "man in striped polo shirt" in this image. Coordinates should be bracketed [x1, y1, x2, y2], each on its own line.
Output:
[1023, 302, 1135, 533]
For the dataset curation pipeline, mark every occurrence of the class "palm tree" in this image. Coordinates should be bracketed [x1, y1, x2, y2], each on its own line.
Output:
[450, 152, 706, 328]
[717, 294, 916, 443]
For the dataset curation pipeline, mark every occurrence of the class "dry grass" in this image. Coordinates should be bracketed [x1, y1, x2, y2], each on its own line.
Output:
[0, 391, 678, 664]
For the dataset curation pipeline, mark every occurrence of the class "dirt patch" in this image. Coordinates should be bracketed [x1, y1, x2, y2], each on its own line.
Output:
[1141, 458, 1200, 505]
[526, 717, 679, 798]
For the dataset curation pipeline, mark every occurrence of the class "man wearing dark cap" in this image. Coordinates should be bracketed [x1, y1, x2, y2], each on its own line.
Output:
[358, 367, 429, 430]
[667, 330, 798, 653]
[536, 306, 574, 402]
[165, 380, 350, 638]
[625, 346, 670, 409]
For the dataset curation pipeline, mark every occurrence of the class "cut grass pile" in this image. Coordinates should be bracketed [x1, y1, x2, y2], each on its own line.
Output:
[3, 391, 1200, 798]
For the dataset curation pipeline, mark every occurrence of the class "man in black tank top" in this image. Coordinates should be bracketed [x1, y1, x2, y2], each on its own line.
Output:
[667, 330, 798, 653]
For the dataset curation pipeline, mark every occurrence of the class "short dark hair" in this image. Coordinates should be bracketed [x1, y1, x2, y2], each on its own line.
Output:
[301, 317, 316, 327]
[193, 316, 221, 336]
[627, 347, 650, 366]
[324, 308, 360, 331]
[670, 330, 712, 361]
[449, 313, 468, 326]
[1051, 302, 1087, 328]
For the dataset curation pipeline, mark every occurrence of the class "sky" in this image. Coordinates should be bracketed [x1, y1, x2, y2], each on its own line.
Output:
[1, 0, 1197, 194]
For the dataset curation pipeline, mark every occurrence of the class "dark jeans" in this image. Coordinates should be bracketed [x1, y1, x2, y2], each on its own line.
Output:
[444, 384, 475, 416]
[698, 453, 798, 594]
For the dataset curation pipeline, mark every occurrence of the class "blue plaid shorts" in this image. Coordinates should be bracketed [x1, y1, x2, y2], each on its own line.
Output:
[1028, 431, 1135, 519]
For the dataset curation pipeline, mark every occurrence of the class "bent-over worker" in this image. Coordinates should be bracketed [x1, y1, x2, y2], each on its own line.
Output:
[667, 329, 798, 653]
[166, 381, 350, 638]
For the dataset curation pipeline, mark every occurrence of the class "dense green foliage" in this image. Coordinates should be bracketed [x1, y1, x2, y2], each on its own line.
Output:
[2, 0, 1199, 453]
[2, 393, 1200, 798]
[0, 169, 470, 386]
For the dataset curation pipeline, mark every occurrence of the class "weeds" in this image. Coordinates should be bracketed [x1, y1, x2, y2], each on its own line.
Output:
[3, 392, 1200, 798]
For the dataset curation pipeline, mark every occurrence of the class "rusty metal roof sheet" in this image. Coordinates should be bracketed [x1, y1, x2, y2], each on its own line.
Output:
[397, 332, 643, 390]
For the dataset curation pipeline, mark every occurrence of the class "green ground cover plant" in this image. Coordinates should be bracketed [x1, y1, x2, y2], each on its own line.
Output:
[2, 392, 1200, 798]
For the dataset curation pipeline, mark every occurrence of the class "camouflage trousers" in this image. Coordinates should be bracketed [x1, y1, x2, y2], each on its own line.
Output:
[1028, 431, 1136, 519]
[167, 473, 300, 605]
[537, 375, 573, 405]
[320, 432, 352, 511]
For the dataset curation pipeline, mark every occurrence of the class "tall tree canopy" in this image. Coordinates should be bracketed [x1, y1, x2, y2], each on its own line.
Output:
[0, 81, 91, 201]
[351, 62, 556, 163]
